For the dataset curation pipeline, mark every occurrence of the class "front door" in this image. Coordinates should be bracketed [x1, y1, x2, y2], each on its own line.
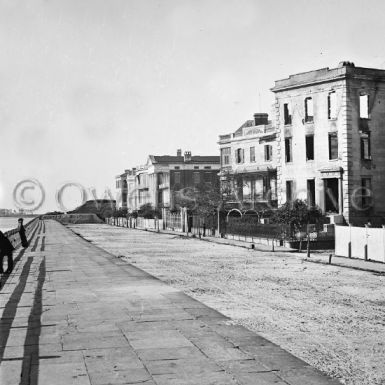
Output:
[324, 178, 339, 213]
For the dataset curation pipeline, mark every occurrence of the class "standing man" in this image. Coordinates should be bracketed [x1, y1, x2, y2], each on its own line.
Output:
[0, 231, 15, 274]
[18, 218, 28, 248]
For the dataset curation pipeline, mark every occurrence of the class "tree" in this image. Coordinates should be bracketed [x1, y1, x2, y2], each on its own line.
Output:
[174, 183, 222, 217]
[112, 207, 128, 218]
[272, 199, 323, 249]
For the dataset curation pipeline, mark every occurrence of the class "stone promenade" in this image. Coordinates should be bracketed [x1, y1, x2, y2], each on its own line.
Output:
[0, 220, 340, 385]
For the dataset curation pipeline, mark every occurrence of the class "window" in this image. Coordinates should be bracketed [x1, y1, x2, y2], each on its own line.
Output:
[203, 172, 211, 184]
[306, 135, 314, 161]
[361, 133, 371, 160]
[264, 145, 272, 161]
[286, 181, 293, 202]
[361, 178, 372, 209]
[236, 148, 244, 164]
[307, 179, 315, 207]
[305, 97, 314, 123]
[194, 166, 199, 170]
[285, 137, 292, 162]
[204, 166, 211, 169]
[284, 103, 292, 125]
[328, 91, 337, 119]
[250, 147, 255, 162]
[174, 172, 180, 184]
[220, 147, 231, 166]
[193, 172, 200, 185]
[360, 94, 369, 119]
[328, 133, 338, 160]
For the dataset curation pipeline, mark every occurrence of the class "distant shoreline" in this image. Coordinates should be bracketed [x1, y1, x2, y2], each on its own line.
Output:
[0, 215, 37, 218]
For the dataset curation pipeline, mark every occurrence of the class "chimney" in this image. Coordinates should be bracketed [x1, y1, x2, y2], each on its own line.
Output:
[177, 149, 182, 157]
[184, 151, 192, 162]
[253, 113, 268, 126]
[339, 61, 355, 68]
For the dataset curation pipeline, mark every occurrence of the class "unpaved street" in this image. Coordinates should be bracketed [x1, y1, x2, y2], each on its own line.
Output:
[70, 224, 385, 385]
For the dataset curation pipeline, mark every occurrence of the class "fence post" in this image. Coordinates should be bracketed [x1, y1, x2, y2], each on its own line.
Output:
[347, 224, 352, 258]
[364, 224, 369, 261]
[382, 225, 385, 263]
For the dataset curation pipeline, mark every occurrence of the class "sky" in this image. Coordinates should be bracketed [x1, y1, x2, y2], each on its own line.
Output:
[1, 0, 385, 212]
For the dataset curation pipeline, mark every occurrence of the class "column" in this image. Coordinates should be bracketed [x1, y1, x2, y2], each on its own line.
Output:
[338, 176, 343, 215]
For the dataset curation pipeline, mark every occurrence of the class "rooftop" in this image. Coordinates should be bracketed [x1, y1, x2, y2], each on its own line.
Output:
[271, 62, 385, 92]
[150, 155, 220, 164]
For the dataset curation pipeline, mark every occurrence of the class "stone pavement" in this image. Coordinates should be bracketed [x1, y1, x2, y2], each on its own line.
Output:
[0, 220, 340, 385]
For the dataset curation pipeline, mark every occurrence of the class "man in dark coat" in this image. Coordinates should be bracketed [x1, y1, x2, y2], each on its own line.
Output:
[18, 218, 28, 248]
[0, 231, 15, 274]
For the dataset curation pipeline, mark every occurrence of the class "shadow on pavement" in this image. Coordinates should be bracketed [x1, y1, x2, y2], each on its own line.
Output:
[20, 257, 46, 385]
[0, 255, 33, 362]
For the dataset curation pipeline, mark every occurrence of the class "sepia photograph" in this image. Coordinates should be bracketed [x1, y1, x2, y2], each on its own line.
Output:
[1, 1, 385, 384]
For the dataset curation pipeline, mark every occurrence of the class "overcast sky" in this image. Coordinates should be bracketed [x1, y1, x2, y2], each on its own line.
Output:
[1, 0, 385, 212]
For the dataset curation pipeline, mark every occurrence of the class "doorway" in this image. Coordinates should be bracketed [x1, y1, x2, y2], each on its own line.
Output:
[324, 178, 339, 213]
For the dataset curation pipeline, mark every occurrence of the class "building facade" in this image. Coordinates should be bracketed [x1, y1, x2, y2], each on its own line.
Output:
[116, 150, 220, 212]
[272, 61, 385, 225]
[218, 113, 278, 212]
[114, 169, 136, 210]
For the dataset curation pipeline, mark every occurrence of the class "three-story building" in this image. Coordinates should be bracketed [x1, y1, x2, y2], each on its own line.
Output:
[271, 61, 385, 225]
[218, 113, 277, 211]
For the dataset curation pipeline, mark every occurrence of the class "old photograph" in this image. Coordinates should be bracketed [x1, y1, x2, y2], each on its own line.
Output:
[1, 1, 385, 384]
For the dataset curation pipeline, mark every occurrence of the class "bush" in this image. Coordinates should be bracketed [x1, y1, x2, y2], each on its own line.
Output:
[138, 203, 161, 219]
[272, 199, 323, 236]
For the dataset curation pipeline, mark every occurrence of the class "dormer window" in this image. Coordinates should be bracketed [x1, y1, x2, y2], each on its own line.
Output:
[305, 97, 314, 123]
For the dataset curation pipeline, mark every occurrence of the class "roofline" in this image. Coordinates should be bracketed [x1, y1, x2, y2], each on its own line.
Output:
[271, 65, 385, 93]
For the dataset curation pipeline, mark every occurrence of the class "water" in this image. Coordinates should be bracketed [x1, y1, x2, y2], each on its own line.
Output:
[0, 217, 35, 232]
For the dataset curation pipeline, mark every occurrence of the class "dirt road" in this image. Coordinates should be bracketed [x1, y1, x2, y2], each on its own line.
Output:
[70, 224, 385, 385]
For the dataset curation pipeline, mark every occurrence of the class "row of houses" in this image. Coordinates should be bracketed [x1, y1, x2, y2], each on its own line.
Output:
[116, 61, 385, 226]
[115, 150, 221, 212]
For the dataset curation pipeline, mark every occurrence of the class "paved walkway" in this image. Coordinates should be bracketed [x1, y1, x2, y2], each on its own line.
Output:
[0, 220, 340, 385]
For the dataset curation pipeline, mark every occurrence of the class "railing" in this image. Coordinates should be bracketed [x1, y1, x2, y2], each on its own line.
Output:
[4, 217, 39, 249]
[106, 217, 162, 231]
[105, 212, 333, 250]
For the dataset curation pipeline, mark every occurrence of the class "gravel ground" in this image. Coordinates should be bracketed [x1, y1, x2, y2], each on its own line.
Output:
[69, 224, 385, 385]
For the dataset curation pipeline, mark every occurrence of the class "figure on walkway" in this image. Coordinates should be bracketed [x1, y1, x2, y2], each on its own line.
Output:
[18, 218, 28, 248]
[0, 231, 15, 274]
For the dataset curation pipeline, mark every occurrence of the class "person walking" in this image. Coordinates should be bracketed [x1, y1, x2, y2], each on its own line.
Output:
[18, 218, 28, 248]
[0, 231, 15, 274]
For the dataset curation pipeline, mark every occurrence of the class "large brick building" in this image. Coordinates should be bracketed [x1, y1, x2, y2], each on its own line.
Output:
[116, 150, 220, 212]
[271, 61, 385, 225]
